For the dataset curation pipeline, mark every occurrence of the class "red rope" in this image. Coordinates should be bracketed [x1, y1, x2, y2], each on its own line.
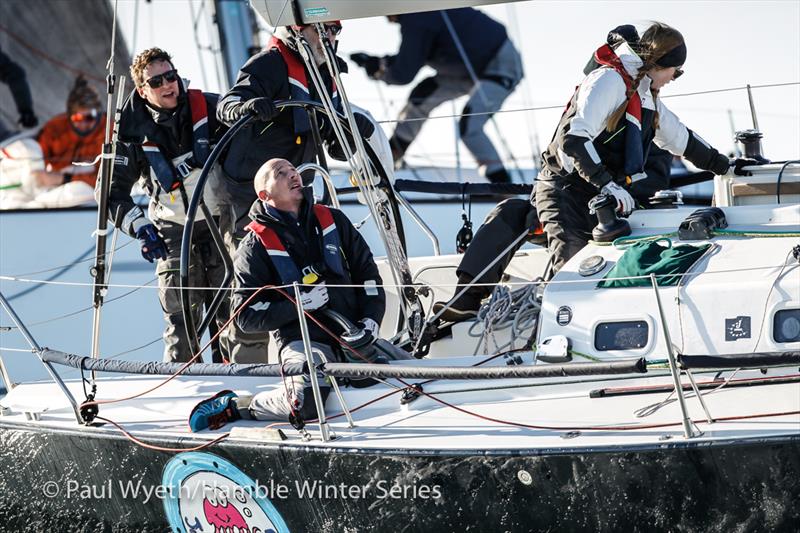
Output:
[86, 284, 800, 448]
[95, 416, 229, 453]
[81, 285, 275, 409]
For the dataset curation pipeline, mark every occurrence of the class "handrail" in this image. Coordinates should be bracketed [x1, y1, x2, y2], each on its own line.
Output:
[297, 162, 340, 209]
[38, 344, 664, 381]
[395, 191, 441, 256]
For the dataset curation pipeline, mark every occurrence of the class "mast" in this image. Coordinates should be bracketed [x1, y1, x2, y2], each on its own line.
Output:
[214, 0, 261, 87]
[89, 0, 125, 378]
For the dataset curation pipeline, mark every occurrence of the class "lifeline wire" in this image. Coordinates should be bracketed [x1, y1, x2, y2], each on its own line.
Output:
[376, 81, 800, 125]
[70, 282, 800, 451]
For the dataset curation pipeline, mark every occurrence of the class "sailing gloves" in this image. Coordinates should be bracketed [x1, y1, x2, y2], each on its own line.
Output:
[350, 53, 383, 79]
[359, 318, 380, 340]
[300, 283, 329, 311]
[135, 223, 168, 263]
[601, 181, 636, 216]
[341, 317, 380, 348]
[240, 97, 278, 122]
[732, 157, 762, 176]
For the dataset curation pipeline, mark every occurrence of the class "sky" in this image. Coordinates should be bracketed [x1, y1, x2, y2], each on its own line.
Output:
[115, 0, 800, 168]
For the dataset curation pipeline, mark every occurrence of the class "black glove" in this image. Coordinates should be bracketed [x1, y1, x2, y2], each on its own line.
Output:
[240, 97, 277, 122]
[350, 53, 382, 78]
[18, 110, 38, 129]
[732, 157, 761, 176]
[709, 153, 731, 176]
[135, 224, 168, 263]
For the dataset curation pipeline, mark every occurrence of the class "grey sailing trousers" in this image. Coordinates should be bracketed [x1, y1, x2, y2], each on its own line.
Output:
[156, 220, 231, 363]
[392, 38, 523, 175]
[249, 341, 337, 420]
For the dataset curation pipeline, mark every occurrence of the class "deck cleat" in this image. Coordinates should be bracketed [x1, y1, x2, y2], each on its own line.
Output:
[400, 383, 423, 405]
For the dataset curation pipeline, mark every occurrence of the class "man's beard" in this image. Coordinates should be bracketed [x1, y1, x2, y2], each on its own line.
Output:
[310, 42, 327, 65]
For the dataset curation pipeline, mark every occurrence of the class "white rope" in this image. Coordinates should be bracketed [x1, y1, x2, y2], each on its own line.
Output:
[468, 282, 541, 354]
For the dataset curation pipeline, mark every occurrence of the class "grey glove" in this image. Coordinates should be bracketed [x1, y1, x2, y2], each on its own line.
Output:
[601, 181, 635, 216]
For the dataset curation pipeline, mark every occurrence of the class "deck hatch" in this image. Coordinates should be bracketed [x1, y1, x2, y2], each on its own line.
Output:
[773, 309, 800, 343]
[594, 321, 649, 351]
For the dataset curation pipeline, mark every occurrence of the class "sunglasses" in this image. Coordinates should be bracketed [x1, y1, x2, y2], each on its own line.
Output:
[299, 23, 342, 36]
[70, 109, 99, 123]
[143, 69, 178, 89]
[324, 23, 342, 36]
[673, 67, 684, 80]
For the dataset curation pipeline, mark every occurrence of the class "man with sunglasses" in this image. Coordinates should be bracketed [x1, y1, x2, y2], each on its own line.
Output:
[106, 47, 259, 364]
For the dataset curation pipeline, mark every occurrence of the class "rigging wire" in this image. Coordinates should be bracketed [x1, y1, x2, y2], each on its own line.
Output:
[439, 11, 521, 177]
[187, 0, 212, 90]
[504, 2, 542, 169]
[2, 257, 798, 292]
[376, 81, 800, 125]
[10, 239, 135, 278]
[2, 278, 157, 330]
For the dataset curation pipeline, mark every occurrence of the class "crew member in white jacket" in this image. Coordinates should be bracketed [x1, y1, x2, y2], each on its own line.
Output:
[536, 21, 732, 273]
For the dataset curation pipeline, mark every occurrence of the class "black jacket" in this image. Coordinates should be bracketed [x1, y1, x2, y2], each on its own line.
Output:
[383, 8, 507, 85]
[108, 85, 226, 235]
[217, 42, 348, 184]
[233, 191, 385, 350]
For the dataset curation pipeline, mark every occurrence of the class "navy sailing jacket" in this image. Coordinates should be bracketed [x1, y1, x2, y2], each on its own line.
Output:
[383, 8, 507, 84]
[232, 190, 385, 351]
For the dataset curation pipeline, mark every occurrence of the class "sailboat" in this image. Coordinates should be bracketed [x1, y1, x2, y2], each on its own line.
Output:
[1, 0, 799, 531]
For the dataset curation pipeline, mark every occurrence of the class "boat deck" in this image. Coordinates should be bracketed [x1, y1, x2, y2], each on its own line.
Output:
[2, 357, 798, 453]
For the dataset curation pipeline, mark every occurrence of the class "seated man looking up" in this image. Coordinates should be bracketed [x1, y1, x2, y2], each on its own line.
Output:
[189, 158, 386, 430]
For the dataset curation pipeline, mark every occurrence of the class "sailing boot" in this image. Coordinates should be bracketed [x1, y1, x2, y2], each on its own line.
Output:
[189, 390, 241, 432]
[432, 273, 487, 322]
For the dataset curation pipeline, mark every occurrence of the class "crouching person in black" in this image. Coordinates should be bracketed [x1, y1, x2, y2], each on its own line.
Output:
[189, 158, 387, 431]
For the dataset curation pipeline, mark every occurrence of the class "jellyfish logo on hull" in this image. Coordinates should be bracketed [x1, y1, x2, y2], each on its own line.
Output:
[163, 452, 290, 533]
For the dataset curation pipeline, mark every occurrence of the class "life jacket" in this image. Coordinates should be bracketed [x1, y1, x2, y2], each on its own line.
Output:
[268, 36, 340, 135]
[592, 43, 646, 180]
[36, 113, 105, 187]
[246, 204, 346, 284]
[141, 89, 211, 194]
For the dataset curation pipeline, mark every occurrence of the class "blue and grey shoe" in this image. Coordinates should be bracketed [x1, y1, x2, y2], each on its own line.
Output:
[189, 390, 240, 432]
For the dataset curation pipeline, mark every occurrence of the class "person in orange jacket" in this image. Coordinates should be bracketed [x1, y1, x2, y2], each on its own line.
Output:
[34, 75, 105, 188]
